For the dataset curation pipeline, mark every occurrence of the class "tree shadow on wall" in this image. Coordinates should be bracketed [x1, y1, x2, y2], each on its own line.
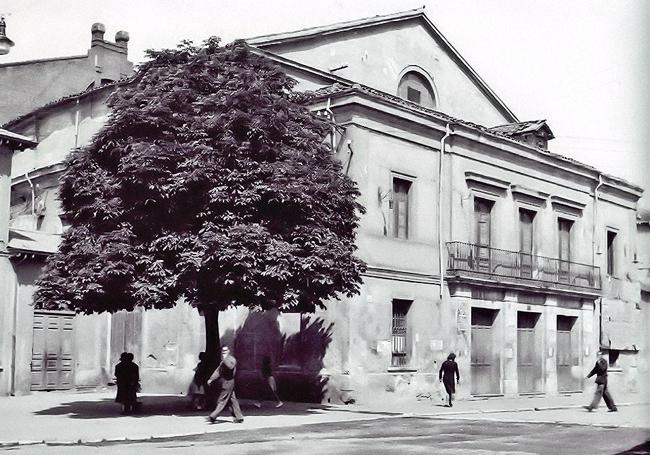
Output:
[232, 311, 334, 404]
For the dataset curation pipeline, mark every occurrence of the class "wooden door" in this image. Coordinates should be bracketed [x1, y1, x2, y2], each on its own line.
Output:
[517, 312, 541, 393]
[31, 312, 74, 390]
[474, 200, 492, 272]
[110, 310, 142, 371]
[519, 210, 534, 278]
[557, 316, 580, 392]
[471, 308, 500, 395]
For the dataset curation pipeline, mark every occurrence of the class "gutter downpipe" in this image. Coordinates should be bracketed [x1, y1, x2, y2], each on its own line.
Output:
[593, 173, 605, 350]
[24, 172, 35, 216]
[325, 98, 336, 153]
[439, 124, 454, 298]
[74, 99, 80, 149]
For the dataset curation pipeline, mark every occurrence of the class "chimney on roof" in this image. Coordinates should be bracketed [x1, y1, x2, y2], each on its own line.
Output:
[115, 31, 129, 50]
[91, 22, 106, 45]
[0, 16, 15, 55]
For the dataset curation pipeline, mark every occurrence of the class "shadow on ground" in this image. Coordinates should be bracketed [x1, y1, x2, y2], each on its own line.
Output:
[615, 440, 650, 455]
[33, 395, 335, 420]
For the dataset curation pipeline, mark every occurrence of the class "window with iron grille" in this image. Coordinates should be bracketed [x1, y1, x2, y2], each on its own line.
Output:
[391, 299, 411, 367]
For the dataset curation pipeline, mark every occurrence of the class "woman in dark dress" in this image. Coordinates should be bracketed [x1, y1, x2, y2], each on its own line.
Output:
[439, 352, 460, 407]
[115, 352, 140, 414]
[189, 352, 210, 410]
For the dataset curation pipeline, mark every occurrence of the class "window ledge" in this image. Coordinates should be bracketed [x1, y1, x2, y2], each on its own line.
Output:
[387, 367, 418, 373]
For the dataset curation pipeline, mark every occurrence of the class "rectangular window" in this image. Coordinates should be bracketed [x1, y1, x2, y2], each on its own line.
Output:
[392, 177, 412, 239]
[519, 209, 535, 278]
[558, 218, 573, 282]
[391, 299, 411, 367]
[607, 230, 617, 276]
[406, 86, 421, 104]
[473, 199, 492, 272]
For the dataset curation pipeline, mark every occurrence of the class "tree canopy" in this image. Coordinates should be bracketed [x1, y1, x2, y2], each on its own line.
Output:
[34, 38, 365, 318]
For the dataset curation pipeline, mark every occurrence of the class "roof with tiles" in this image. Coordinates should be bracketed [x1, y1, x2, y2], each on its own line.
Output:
[310, 83, 642, 193]
[488, 120, 554, 139]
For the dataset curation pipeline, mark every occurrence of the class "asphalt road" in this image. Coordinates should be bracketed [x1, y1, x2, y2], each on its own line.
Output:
[3, 417, 649, 455]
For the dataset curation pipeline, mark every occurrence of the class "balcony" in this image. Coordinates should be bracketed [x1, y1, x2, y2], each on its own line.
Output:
[446, 242, 601, 294]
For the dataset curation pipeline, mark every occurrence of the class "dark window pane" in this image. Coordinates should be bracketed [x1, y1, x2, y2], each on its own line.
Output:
[406, 86, 421, 104]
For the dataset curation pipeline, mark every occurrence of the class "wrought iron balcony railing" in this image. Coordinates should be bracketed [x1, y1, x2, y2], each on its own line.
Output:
[446, 242, 601, 290]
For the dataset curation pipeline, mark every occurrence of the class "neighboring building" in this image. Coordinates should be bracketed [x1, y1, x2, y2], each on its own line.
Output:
[0, 23, 133, 125]
[1, 9, 645, 403]
[0, 128, 38, 396]
[636, 208, 650, 402]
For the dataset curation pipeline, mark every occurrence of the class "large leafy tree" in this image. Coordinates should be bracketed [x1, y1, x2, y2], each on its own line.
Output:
[34, 38, 365, 363]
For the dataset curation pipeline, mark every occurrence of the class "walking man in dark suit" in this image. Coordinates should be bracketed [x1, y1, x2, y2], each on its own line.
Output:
[584, 356, 617, 412]
[207, 346, 244, 423]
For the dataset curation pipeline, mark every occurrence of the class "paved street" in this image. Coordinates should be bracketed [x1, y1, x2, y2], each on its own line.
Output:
[0, 391, 648, 454]
[2, 416, 649, 455]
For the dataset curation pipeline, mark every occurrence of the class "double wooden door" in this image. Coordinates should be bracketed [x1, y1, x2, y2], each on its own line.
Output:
[31, 312, 74, 390]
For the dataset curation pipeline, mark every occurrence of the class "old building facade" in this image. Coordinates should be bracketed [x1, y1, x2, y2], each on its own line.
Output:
[1, 10, 645, 402]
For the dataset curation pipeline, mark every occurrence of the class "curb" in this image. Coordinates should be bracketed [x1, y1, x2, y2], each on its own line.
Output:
[411, 401, 645, 417]
[0, 412, 402, 448]
[416, 414, 644, 429]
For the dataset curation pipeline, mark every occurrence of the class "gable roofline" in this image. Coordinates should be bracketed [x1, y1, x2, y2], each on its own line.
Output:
[246, 8, 519, 123]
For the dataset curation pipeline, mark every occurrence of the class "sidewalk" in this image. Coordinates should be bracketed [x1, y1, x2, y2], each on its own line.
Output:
[0, 389, 647, 446]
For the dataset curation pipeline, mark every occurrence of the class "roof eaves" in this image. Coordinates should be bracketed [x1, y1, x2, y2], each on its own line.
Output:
[0, 128, 38, 149]
[0, 54, 87, 69]
[311, 83, 645, 190]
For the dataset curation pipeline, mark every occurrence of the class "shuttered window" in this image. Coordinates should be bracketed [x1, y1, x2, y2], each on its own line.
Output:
[474, 199, 493, 272]
[393, 178, 411, 239]
[474, 199, 492, 246]
[519, 209, 535, 278]
[519, 210, 534, 254]
[607, 230, 617, 276]
[558, 219, 573, 282]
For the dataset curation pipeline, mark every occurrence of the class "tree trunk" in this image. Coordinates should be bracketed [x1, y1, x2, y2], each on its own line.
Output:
[203, 305, 220, 367]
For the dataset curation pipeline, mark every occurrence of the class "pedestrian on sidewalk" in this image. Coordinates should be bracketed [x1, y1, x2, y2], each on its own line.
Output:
[584, 356, 617, 412]
[253, 355, 284, 409]
[439, 352, 460, 407]
[206, 346, 244, 423]
[188, 352, 210, 410]
[115, 352, 140, 415]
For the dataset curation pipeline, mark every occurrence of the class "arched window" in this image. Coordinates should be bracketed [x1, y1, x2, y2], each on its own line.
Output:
[397, 71, 436, 109]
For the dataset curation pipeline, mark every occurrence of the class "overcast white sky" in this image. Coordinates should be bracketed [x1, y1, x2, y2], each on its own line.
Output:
[3, 0, 649, 207]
